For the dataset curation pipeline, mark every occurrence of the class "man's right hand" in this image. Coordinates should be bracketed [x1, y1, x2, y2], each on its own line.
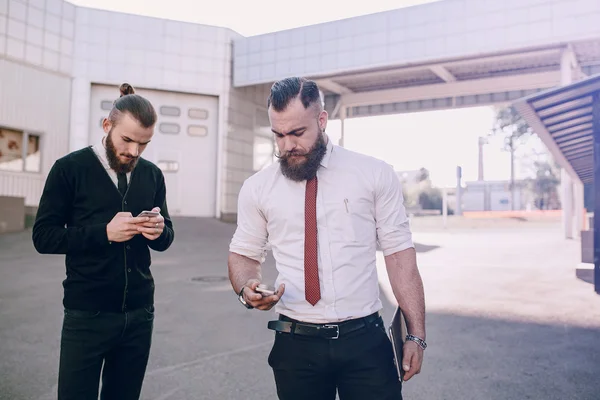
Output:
[107, 212, 150, 243]
[242, 279, 285, 311]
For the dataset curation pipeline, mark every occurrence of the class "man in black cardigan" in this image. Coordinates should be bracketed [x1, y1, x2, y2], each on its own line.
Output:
[32, 83, 174, 400]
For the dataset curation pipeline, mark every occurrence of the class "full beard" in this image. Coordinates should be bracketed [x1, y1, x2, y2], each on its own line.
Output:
[278, 131, 327, 182]
[105, 132, 138, 174]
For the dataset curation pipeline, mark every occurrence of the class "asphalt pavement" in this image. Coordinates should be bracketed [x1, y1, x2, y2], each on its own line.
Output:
[1, 216, 599, 400]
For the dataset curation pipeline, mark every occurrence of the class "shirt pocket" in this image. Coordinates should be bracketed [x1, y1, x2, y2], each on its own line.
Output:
[324, 198, 373, 243]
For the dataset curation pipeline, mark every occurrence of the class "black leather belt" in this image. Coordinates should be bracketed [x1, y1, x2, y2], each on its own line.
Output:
[267, 312, 381, 339]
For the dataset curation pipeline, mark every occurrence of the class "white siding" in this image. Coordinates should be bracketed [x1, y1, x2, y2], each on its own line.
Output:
[0, 58, 71, 206]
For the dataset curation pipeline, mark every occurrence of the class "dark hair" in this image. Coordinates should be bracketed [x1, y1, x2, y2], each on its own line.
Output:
[267, 77, 322, 112]
[108, 83, 157, 128]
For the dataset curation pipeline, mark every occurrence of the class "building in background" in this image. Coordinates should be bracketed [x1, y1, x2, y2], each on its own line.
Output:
[1, 0, 599, 228]
[0, 0, 273, 223]
[462, 180, 529, 212]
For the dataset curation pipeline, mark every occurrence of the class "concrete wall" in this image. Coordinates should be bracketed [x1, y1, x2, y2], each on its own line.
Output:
[233, 0, 600, 86]
[0, 195, 24, 233]
[0, 0, 74, 208]
[220, 83, 272, 220]
[69, 7, 235, 152]
[0, 0, 76, 75]
[0, 59, 72, 207]
[1, 0, 273, 219]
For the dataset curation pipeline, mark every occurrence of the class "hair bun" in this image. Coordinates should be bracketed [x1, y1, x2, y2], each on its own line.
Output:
[119, 83, 135, 97]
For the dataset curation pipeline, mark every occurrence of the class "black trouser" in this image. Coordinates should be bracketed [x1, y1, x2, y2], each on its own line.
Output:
[267, 314, 402, 400]
[57, 305, 154, 400]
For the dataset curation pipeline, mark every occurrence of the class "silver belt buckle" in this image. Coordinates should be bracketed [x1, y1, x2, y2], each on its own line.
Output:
[324, 324, 340, 339]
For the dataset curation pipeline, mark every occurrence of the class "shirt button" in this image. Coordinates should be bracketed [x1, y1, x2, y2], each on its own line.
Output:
[126, 245, 131, 250]
[128, 268, 131, 272]
[124, 201, 128, 205]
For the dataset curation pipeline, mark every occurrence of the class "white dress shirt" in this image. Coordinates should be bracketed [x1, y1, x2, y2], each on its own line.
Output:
[91, 136, 131, 187]
[229, 138, 414, 323]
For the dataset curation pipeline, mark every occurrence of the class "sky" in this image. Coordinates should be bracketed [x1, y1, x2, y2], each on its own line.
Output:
[69, 0, 546, 188]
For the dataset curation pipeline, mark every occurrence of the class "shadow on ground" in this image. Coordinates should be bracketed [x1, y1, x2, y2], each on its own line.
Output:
[414, 242, 440, 253]
[377, 306, 600, 400]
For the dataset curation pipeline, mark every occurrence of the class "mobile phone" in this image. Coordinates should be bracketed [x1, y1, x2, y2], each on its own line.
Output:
[255, 284, 276, 296]
[138, 210, 160, 218]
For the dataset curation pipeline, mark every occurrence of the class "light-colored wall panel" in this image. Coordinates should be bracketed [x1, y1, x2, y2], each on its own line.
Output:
[233, 0, 600, 86]
[0, 59, 71, 206]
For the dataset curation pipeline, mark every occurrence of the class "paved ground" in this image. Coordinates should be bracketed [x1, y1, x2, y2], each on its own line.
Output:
[1, 216, 599, 400]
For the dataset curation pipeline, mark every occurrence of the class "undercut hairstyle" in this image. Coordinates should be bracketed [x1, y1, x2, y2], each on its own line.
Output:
[107, 83, 157, 128]
[267, 77, 322, 112]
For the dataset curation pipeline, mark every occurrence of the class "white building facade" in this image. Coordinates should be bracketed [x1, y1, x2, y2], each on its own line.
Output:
[0, 0, 271, 220]
[1, 0, 599, 221]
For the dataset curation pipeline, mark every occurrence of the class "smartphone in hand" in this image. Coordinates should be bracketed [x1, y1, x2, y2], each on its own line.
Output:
[255, 284, 276, 296]
[138, 210, 160, 218]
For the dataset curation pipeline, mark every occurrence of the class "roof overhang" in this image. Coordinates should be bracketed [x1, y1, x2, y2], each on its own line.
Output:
[316, 40, 600, 119]
[513, 73, 600, 184]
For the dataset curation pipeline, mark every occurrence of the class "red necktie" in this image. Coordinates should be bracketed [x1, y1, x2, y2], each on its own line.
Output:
[304, 176, 321, 306]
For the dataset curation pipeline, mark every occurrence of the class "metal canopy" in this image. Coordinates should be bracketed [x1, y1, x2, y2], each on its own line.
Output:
[513, 73, 600, 184]
[316, 40, 600, 120]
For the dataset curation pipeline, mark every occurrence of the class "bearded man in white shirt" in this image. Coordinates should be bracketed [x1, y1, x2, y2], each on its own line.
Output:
[228, 77, 426, 400]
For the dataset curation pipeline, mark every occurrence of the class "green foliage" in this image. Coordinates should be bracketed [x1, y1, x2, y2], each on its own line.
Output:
[525, 160, 561, 209]
[493, 106, 534, 151]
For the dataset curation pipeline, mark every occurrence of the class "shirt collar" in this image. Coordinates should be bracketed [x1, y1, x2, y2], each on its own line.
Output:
[93, 136, 111, 171]
[320, 136, 334, 169]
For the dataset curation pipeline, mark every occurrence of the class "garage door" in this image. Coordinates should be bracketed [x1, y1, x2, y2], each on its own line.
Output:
[89, 84, 218, 217]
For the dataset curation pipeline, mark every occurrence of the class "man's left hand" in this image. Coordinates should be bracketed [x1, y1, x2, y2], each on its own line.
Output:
[401, 340, 424, 381]
[137, 207, 165, 240]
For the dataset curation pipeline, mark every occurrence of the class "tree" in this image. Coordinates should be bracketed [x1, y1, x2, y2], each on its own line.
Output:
[416, 167, 429, 183]
[526, 160, 561, 210]
[492, 106, 534, 210]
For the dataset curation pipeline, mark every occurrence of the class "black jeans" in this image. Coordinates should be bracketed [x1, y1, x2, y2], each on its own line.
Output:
[57, 305, 154, 400]
[268, 315, 402, 400]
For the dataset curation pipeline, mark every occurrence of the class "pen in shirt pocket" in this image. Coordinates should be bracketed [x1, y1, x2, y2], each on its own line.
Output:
[344, 198, 349, 213]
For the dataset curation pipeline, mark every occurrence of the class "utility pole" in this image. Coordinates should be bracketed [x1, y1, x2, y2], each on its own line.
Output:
[509, 135, 515, 211]
[478, 136, 487, 181]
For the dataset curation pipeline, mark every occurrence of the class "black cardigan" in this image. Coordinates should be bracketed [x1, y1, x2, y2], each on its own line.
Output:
[32, 147, 175, 312]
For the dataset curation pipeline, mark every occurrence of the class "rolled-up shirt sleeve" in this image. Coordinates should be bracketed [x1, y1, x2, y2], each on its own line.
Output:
[229, 179, 269, 263]
[375, 162, 415, 256]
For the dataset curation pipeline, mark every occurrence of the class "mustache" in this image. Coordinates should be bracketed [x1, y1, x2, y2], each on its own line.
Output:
[276, 150, 308, 159]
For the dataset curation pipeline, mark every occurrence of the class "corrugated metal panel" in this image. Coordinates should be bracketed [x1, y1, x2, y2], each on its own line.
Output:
[513, 73, 600, 184]
[0, 59, 71, 206]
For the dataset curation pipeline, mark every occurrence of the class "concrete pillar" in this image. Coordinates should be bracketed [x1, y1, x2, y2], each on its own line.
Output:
[559, 47, 579, 239]
[338, 107, 346, 147]
[574, 180, 585, 235]
[456, 166, 462, 216]
[561, 47, 575, 86]
[442, 188, 448, 228]
[561, 169, 574, 239]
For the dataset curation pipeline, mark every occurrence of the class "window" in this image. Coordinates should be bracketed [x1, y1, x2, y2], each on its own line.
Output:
[100, 100, 113, 110]
[159, 123, 180, 134]
[160, 106, 181, 117]
[188, 125, 208, 137]
[0, 127, 41, 173]
[188, 108, 209, 120]
[157, 160, 179, 172]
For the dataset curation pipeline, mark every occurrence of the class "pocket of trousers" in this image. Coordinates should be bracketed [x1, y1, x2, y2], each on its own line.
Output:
[64, 308, 101, 319]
